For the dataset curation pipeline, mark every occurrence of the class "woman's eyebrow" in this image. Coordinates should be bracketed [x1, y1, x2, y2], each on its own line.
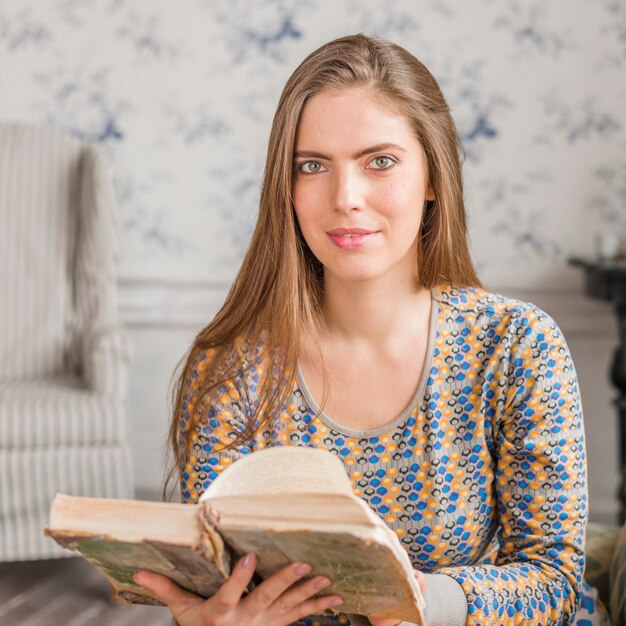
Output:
[293, 142, 406, 160]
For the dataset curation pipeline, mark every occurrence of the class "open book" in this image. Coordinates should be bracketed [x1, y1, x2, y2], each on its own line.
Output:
[44, 446, 425, 624]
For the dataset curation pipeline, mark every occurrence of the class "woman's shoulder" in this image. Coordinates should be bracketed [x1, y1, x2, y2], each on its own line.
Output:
[433, 282, 563, 338]
[187, 335, 275, 387]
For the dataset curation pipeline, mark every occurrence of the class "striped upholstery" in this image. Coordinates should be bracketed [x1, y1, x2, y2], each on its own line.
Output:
[0, 375, 127, 448]
[0, 125, 81, 379]
[0, 446, 132, 561]
[0, 123, 134, 561]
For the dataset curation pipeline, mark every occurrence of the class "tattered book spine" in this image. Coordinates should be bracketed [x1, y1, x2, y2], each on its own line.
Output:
[199, 502, 262, 594]
[124, 508, 235, 601]
[198, 503, 231, 578]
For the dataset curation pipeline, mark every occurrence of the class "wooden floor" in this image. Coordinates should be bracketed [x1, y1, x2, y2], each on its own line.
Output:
[0, 556, 173, 625]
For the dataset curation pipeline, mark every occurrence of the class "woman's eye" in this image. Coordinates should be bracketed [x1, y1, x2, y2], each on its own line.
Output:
[299, 161, 324, 174]
[370, 156, 395, 170]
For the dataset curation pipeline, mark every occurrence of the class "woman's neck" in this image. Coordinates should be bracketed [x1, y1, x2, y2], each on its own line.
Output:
[320, 273, 432, 347]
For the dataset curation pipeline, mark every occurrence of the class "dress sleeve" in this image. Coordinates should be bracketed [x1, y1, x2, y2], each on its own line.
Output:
[177, 348, 257, 504]
[437, 306, 588, 625]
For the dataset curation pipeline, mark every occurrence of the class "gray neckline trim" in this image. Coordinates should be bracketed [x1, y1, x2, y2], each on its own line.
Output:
[296, 286, 440, 438]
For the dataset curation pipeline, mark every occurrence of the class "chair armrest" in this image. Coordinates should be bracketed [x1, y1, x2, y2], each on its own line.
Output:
[81, 325, 133, 397]
[585, 522, 620, 611]
[609, 521, 626, 625]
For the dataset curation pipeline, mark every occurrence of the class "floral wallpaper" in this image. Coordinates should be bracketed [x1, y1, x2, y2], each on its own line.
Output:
[0, 0, 624, 289]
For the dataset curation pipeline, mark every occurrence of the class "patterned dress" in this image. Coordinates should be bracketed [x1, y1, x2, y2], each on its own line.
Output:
[177, 283, 610, 625]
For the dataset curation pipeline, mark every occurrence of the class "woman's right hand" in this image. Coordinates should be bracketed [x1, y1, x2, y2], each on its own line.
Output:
[133, 552, 343, 626]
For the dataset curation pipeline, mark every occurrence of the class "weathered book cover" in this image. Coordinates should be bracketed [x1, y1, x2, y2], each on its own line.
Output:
[45, 503, 232, 605]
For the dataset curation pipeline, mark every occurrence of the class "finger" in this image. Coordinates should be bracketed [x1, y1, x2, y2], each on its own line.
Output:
[207, 552, 257, 616]
[282, 591, 344, 625]
[240, 560, 314, 616]
[133, 570, 203, 615]
[266, 574, 332, 619]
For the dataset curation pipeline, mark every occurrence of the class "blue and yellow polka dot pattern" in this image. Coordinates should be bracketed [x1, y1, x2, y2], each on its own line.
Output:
[178, 284, 596, 625]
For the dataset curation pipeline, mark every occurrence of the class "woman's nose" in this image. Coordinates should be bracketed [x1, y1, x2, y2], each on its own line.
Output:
[331, 167, 364, 213]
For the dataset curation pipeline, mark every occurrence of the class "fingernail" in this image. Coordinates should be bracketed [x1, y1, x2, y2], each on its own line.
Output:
[242, 553, 255, 569]
[294, 562, 311, 576]
[328, 596, 343, 606]
[315, 576, 330, 589]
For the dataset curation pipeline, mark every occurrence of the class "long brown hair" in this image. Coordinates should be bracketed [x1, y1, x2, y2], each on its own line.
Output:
[163, 33, 483, 501]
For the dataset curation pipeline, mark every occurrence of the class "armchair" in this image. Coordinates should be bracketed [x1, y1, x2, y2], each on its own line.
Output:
[0, 122, 134, 561]
[586, 521, 626, 626]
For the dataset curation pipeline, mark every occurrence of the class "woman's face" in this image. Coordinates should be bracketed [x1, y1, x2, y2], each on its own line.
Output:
[292, 87, 435, 287]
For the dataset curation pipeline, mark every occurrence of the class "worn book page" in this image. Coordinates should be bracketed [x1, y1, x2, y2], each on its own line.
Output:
[47, 493, 198, 544]
[201, 446, 353, 499]
[45, 493, 230, 606]
[204, 493, 382, 529]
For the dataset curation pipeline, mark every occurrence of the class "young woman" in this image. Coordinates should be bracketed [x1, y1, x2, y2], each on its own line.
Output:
[135, 34, 609, 626]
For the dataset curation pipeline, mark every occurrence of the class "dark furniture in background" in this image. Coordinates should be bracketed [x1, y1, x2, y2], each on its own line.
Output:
[569, 258, 626, 523]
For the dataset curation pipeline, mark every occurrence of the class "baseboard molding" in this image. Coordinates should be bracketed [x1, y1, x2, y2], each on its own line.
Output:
[118, 278, 618, 337]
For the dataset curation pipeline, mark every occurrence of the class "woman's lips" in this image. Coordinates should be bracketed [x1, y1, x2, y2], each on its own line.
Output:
[326, 229, 378, 250]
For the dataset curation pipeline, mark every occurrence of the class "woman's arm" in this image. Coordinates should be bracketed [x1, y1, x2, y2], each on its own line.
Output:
[176, 346, 257, 504]
[436, 306, 587, 625]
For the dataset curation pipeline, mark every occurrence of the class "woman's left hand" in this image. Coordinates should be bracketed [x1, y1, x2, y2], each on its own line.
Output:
[368, 570, 427, 626]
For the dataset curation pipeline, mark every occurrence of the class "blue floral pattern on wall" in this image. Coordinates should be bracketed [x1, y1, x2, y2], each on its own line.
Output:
[0, 0, 624, 289]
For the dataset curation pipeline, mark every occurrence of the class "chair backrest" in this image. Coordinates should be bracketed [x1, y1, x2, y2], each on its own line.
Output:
[0, 123, 119, 382]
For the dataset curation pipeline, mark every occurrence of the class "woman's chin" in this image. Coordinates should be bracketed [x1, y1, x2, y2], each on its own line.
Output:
[323, 266, 387, 284]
